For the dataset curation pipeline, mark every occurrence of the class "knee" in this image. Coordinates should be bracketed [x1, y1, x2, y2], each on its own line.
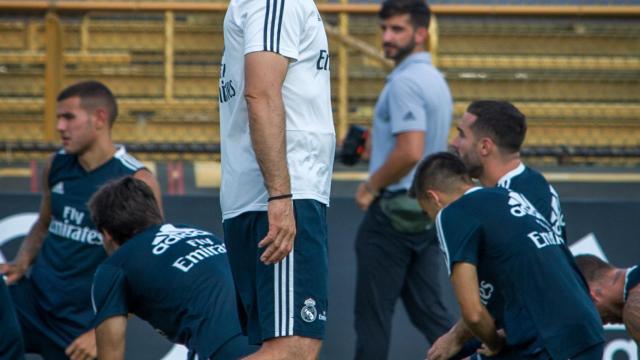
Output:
[253, 336, 322, 360]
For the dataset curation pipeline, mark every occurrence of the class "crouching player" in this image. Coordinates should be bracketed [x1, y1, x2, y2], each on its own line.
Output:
[574, 254, 640, 342]
[88, 176, 257, 359]
[411, 152, 604, 359]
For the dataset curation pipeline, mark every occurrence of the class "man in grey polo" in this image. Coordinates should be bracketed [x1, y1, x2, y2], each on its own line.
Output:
[353, 0, 457, 358]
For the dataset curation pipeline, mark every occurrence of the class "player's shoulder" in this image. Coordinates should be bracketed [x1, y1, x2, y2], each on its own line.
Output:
[113, 146, 145, 172]
[442, 187, 493, 219]
[625, 266, 640, 300]
[49, 148, 75, 168]
[520, 165, 550, 186]
[623, 284, 640, 342]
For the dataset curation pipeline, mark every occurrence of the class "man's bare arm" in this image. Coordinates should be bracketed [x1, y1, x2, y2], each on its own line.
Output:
[355, 131, 424, 210]
[244, 51, 296, 265]
[1, 155, 54, 284]
[96, 316, 127, 360]
[368, 131, 424, 191]
[623, 288, 640, 342]
[133, 169, 163, 216]
[451, 262, 503, 354]
[245, 51, 290, 197]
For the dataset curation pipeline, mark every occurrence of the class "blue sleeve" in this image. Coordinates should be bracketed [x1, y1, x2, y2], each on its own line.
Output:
[91, 264, 129, 327]
[388, 76, 427, 135]
[435, 206, 482, 274]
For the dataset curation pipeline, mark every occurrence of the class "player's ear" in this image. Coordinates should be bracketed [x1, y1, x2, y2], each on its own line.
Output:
[427, 190, 442, 208]
[414, 26, 428, 44]
[92, 107, 110, 130]
[478, 137, 493, 156]
[591, 287, 602, 303]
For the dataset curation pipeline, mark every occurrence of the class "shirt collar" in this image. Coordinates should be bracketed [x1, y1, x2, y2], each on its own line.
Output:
[464, 186, 482, 195]
[624, 265, 638, 302]
[497, 162, 526, 188]
[435, 185, 480, 220]
[387, 52, 432, 81]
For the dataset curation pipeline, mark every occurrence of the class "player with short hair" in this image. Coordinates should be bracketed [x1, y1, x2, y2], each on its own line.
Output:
[428, 100, 570, 360]
[1, 80, 161, 359]
[574, 254, 640, 342]
[412, 152, 605, 359]
[451, 100, 565, 238]
[219, 0, 335, 358]
[88, 176, 256, 360]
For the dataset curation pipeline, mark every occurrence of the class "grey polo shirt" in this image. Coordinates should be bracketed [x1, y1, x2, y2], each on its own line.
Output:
[369, 52, 453, 191]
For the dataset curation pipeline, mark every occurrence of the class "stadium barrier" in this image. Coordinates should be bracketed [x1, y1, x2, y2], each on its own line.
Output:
[1, 194, 638, 359]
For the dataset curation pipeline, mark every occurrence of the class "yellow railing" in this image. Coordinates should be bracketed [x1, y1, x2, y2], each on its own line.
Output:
[2, 2, 640, 15]
[0, 1, 639, 141]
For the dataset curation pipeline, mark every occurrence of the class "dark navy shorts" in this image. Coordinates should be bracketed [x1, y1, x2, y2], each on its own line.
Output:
[1, 279, 24, 360]
[223, 199, 328, 345]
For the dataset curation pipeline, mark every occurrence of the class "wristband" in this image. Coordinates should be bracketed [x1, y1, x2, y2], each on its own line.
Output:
[268, 193, 293, 202]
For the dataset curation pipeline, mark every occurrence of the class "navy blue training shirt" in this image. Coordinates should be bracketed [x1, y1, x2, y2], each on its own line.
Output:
[28, 147, 145, 345]
[92, 224, 244, 359]
[436, 187, 603, 359]
[482, 164, 569, 326]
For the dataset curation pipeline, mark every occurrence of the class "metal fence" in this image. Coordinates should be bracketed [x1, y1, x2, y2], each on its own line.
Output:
[0, 1, 638, 165]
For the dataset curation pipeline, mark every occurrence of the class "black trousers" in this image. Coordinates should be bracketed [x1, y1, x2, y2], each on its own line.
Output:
[354, 198, 457, 360]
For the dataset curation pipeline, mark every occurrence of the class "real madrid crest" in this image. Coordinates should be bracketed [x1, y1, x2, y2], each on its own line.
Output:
[301, 298, 317, 323]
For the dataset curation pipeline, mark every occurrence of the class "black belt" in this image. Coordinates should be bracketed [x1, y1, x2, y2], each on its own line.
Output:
[380, 188, 408, 199]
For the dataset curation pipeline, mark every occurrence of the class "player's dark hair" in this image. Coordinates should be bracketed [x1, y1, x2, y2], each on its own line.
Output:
[410, 151, 472, 198]
[379, 0, 431, 29]
[88, 176, 162, 246]
[57, 80, 118, 126]
[574, 254, 614, 284]
[466, 100, 526, 154]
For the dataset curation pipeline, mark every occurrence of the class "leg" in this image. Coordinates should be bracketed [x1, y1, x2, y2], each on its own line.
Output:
[249, 200, 328, 359]
[354, 201, 412, 360]
[211, 333, 259, 360]
[0, 279, 24, 359]
[228, 201, 328, 358]
[401, 227, 458, 344]
[242, 336, 321, 360]
[223, 213, 262, 344]
[9, 278, 68, 359]
[15, 308, 67, 359]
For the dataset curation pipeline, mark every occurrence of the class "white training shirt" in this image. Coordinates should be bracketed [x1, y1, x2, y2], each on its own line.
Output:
[219, 0, 335, 220]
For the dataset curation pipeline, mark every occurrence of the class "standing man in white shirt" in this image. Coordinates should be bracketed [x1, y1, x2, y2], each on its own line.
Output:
[218, 0, 335, 359]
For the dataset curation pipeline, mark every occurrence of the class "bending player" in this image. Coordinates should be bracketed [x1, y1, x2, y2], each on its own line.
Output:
[574, 254, 640, 342]
[411, 152, 604, 359]
[429, 100, 570, 360]
[88, 176, 256, 360]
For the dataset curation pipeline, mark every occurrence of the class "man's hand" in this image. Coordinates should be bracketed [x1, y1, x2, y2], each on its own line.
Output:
[258, 199, 296, 265]
[65, 329, 97, 360]
[0, 262, 27, 285]
[477, 329, 506, 357]
[355, 182, 376, 211]
[427, 332, 464, 360]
